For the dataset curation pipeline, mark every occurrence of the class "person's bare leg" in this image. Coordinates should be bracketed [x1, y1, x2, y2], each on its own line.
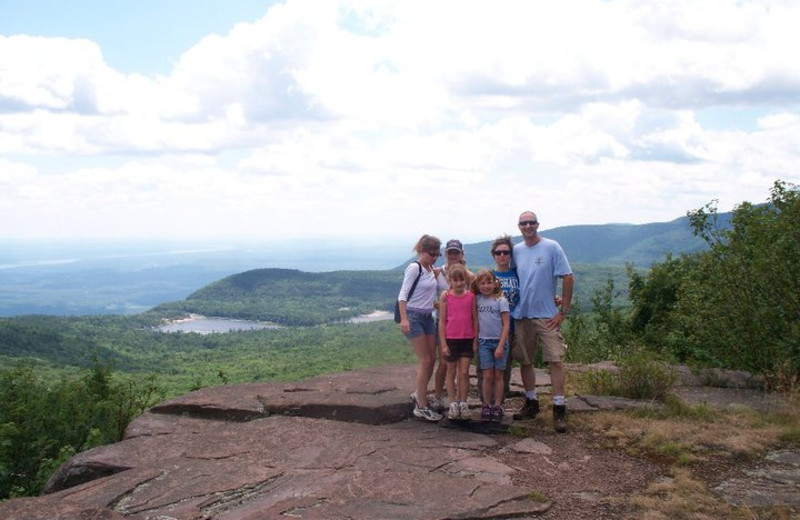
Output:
[482, 369, 494, 405]
[549, 361, 565, 397]
[434, 350, 447, 398]
[457, 357, 471, 403]
[520, 362, 537, 392]
[493, 369, 504, 407]
[445, 361, 458, 403]
[410, 334, 435, 407]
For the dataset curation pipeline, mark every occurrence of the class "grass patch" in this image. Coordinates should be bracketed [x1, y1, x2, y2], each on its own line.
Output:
[570, 400, 800, 519]
[507, 424, 529, 438]
[578, 405, 785, 465]
[778, 426, 800, 446]
[527, 490, 550, 503]
[628, 466, 748, 519]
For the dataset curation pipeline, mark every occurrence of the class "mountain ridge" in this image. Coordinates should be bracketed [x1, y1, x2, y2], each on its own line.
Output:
[434, 213, 731, 269]
[0, 212, 731, 317]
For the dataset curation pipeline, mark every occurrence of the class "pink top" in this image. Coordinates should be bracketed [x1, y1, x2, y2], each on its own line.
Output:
[443, 291, 475, 339]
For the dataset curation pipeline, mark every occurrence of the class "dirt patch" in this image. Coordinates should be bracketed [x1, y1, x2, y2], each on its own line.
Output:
[499, 426, 663, 519]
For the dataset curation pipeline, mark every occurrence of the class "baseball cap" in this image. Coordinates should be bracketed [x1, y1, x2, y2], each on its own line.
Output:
[445, 239, 463, 252]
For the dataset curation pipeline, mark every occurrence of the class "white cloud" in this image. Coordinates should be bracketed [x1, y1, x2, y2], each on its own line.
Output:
[0, 0, 799, 242]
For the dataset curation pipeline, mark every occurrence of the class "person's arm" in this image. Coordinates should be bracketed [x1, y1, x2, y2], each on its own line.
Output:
[496, 311, 510, 359]
[398, 262, 418, 334]
[472, 296, 479, 348]
[439, 296, 450, 356]
[561, 274, 573, 314]
[546, 273, 574, 330]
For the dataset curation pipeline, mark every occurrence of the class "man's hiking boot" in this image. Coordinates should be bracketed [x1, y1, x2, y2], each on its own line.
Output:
[553, 404, 568, 433]
[513, 398, 539, 420]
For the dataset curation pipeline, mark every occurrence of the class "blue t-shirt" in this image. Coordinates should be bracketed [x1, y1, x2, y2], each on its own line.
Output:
[512, 238, 572, 319]
[493, 268, 519, 314]
[494, 268, 519, 333]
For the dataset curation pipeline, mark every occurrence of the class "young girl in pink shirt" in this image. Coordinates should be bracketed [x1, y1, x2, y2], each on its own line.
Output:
[438, 265, 477, 420]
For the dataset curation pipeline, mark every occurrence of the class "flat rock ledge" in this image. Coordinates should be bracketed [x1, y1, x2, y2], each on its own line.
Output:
[0, 364, 794, 519]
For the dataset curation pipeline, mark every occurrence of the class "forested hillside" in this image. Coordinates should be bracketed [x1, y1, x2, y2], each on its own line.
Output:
[153, 268, 400, 326]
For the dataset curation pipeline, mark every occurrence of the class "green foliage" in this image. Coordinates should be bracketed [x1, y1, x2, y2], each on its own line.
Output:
[630, 180, 800, 384]
[580, 349, 677, 401]
[0, 316, 128, 368]
[682, 181, 800, 383]
[0, 359, 164, 499]
[564, 278, 633, 363]
[629, 395, 717, 422]
[778, 424, 800, 446]
[627, 255, 706, 362]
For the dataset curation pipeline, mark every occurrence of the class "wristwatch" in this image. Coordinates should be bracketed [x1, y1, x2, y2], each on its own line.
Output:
[560, 308, 569, 316]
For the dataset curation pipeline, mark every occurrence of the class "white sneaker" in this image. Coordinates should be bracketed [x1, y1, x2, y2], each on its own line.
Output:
[459, 401, 471, 420]
[413, 406, 442, 422]
[448, 402, 460, 420]
[429, 395, 447, 412]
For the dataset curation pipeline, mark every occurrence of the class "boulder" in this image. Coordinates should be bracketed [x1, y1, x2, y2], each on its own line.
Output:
[2, 365, 552, 520]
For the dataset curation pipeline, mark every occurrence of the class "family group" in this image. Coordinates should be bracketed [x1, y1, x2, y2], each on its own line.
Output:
[396, 211, 574, 433]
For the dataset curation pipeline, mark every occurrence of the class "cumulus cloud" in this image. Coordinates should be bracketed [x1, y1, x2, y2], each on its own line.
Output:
[0, 0, 799, 241]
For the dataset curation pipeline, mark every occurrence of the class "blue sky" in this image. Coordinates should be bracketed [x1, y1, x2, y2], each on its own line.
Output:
[1, 0, 799, 243]
[0, 0, 280, 73]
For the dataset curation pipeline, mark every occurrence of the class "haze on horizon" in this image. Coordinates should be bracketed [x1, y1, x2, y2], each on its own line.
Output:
[1, 0, 799, 244]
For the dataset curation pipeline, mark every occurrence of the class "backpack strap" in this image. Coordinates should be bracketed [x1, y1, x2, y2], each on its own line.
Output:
[406, 261, 423, 301]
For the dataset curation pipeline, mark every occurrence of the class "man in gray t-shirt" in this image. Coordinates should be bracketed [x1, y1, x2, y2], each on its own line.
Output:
[511, 211, 573, 433]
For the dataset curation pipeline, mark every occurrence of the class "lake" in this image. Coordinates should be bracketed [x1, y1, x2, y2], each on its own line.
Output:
[159, 311, 394, 334]
[158, 316, 281, 334]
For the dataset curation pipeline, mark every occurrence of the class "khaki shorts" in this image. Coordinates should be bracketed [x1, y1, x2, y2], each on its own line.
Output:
[512, 318, 567, 365]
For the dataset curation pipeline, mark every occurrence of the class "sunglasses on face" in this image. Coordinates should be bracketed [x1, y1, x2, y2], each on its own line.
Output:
[492, 250, 511, 256]
[426, 251, 441, 257]
[519, 220, 538, 227]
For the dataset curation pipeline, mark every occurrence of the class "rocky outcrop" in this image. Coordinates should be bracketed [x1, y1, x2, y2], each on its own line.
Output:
[1, 363, 795, 519]
[2, 365, 558, 520]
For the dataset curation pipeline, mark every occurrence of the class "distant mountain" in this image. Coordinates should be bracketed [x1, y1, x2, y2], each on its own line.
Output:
[457, 213, 733, 268]
[166, 212, 735, 324]
[0, 212, 732, 317]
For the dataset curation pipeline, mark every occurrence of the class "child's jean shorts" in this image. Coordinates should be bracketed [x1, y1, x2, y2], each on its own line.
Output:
[478, 338, 509, 370]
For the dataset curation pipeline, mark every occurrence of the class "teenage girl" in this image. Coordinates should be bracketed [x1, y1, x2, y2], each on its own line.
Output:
[473, 269, 511, 421]
[438, 264, 477, 420]
[398, 234, 444, 422]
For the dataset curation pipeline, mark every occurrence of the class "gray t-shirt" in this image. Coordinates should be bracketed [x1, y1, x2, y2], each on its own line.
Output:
[477, 294, 510, 340]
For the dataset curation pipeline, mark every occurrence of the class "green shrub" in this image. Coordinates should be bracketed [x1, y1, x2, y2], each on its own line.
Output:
[0, 359, 164, 499]
[581, 348, 676, 402]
